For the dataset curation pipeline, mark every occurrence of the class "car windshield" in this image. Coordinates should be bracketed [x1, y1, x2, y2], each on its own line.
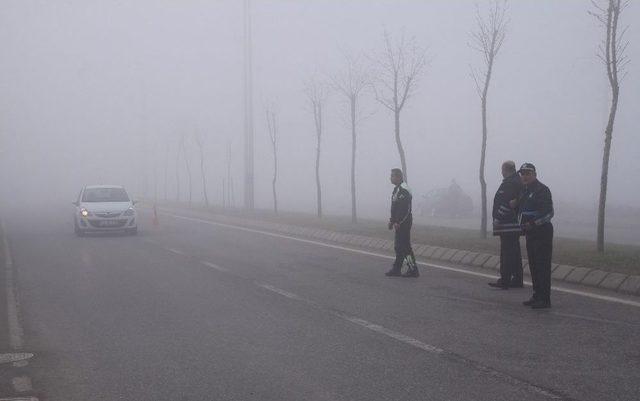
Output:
[82, 187, 130, 202]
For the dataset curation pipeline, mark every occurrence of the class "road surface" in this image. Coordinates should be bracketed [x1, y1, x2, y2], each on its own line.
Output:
[1, 205, 639, 400]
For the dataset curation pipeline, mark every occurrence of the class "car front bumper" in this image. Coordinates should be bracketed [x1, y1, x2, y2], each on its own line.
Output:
[77, 216, 137, 231]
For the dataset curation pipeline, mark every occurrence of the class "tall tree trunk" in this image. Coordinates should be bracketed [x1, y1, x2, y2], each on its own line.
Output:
[350, 96, 357, 224]
[272, 139, 278, 215]
[199, 149, 209, 207]
[597, 87, 619, 252]
[479, 53, 493, 239]
[183, 140, 192, 206]
[394, 110, 407, 182]
[479, 95, 488, 239]
[164, 144, 169, 201]
[315, 136, 322, 218]
[175, 146, 181, 202]
[222, 178, 226, 208]
[315, 105, 323, 218]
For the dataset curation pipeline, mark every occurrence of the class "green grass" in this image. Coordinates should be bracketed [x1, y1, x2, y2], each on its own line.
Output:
[159, 201, 640, 276]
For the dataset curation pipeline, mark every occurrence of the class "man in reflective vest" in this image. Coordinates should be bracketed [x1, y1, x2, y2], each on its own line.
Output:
[386, 168, 419, 278]
[516, 163, 554, 309]
[489, 160, 523, 289]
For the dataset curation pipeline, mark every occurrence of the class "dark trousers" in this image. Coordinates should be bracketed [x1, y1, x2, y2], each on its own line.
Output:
[525, 223, 553, 303]
[393, 221, 415, 269]
[499, 233, 523, 285]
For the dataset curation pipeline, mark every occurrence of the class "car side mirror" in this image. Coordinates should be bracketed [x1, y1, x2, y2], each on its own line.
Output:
[72, 201, 79, 206]
[132, 200, 138, 205]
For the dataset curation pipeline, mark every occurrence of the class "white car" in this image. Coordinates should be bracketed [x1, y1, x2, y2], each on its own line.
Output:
[73, 185, 138, 236]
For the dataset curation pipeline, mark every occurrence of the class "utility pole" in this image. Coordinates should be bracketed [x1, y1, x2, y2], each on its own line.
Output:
[243, 0, 255, 210]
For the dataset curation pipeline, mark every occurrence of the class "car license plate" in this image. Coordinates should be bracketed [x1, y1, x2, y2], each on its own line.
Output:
[100, 220, 119, 227]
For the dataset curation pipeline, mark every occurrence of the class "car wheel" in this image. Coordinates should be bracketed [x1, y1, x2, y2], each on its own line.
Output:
[74, 224, 85, 237]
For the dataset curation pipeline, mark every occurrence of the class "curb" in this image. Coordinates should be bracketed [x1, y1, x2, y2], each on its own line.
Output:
[0, 220, 39, 400]
[157, 206, 640, 297]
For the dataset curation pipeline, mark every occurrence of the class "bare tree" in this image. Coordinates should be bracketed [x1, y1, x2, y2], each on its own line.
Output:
[470, 1, 508, 239]
[371, 30, 427, 182]
[175, 135, 182, 202]
[304, 77, 328, 218]
[331, 53, 370, 223]
[194, 133, 210, 207]
[265, 101, 279, 214]
[163, 141, 169, 201]
[590, 0, 630, 252]
[180, 134, 193, 206]
[224, 142, 236, 208]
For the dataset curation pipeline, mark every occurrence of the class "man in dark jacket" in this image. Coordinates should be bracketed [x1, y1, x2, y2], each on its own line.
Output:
[517, 163, 554, 309]
[489, 161, 523, 289]
[386, 168, 419, 278]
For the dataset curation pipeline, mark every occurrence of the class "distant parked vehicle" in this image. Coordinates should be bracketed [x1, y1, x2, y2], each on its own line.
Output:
[73, 185, 138, 236]
[419, 180, 473, 218]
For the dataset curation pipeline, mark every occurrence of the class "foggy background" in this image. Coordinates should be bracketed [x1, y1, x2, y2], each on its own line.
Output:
[0, 0, 638, 243]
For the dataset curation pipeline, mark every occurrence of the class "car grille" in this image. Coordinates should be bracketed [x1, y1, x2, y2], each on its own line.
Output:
[95, 211, 122, 218]
[88, 219, 128, 228]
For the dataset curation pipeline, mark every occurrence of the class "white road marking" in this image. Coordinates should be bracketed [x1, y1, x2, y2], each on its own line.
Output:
[200, 260, 229, 273]
[166, 248, 185, 256]
[160, 212, 640, 309]
[0, 353, 33, 365]
[551, 311, 640, 327]
[257, 282, 561, 399]
[257, 283, 306, 301]
[1, 220, 25, 349]
[257, 281, 442, 353]
[0, 398, 39, 401]
[138, 214, 566, 400]
[12, 359, 29, 368]
[337, 314, 444, 354]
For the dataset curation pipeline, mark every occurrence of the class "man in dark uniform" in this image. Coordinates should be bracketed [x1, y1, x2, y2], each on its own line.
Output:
[489, 161, 523, 289]
[385, 168, 419, 278]
[517, 163, 554, 309]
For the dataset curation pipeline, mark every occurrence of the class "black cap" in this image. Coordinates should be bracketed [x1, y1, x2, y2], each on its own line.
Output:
[518, 163, 536, 173]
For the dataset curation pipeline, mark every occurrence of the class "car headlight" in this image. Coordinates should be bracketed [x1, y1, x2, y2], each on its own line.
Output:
[80, 208, 90, 217]
[123, 208, 136, 216]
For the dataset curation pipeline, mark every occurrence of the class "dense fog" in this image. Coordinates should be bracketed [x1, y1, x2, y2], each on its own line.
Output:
[0, 0, 638, 243]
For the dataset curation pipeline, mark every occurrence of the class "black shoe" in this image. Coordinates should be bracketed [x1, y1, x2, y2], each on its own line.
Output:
[385, 268, 402, 277]
[402, 267, 420, 278]
[530, 300, 551, 309]
[522, 298, 536, 306]
[488, 282, 509, 289]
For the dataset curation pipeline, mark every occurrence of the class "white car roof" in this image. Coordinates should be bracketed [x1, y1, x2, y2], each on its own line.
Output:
[84, 185, 125, 190]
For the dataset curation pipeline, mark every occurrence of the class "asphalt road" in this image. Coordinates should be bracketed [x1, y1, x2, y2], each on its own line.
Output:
[2, 205, 640, 401]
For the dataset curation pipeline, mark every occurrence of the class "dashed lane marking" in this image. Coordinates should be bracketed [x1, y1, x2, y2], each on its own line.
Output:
[0, 398, 39, 401]
[256, 283, 306, 301]
[258, 281, 443, 353]
[140, 227, 570, 400]
[200, 261, 229, 273]
[166, 248, 185, 256]
[0, 353, 33, 365]
[256, 282, 564, 400]
[160, 212, 640, 309]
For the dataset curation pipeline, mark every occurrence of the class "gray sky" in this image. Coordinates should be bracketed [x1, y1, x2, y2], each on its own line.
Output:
[0, 0, 638, 220]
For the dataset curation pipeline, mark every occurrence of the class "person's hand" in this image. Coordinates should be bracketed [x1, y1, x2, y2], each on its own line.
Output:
[393, 223, 400, 230]
[509, 199, 518, 208]
[388, 221, 394, 230]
